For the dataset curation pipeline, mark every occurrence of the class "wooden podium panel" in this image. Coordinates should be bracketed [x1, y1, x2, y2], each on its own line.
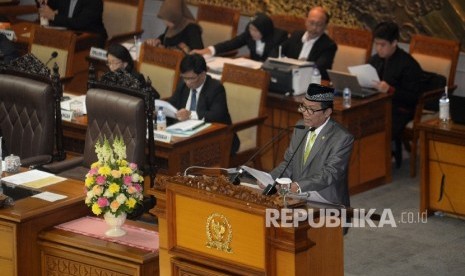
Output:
[419, 119, 465, 216]
[149, 175, 344, 276]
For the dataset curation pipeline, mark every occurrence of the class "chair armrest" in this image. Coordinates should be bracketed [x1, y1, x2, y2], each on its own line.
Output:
[230, 115, 267, 133]
[21, 155, 53, 168]
[107, 29, 144, 45]
[42, 157, 84, 174]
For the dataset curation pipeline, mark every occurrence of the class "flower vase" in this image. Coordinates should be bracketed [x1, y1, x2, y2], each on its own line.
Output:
[103, 212, 127, 237]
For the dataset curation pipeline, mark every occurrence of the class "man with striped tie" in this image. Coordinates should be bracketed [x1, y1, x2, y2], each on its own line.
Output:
[270, 83, 353, 206]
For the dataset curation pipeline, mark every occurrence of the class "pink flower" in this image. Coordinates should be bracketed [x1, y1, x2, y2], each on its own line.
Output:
[127, 185, 137, 194]
[123, 175, 132, 185]
[133, 183, 142, 192]
[129, 163, 137, 170]
[96, 175, 106, 185]
[88, 168, 98, 176]
[97, 197, 109, 207]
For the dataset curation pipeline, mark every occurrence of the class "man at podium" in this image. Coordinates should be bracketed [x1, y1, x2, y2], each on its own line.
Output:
[270, 83, 353, 206]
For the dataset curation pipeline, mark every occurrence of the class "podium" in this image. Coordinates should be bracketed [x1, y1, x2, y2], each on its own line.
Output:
[149, 175, 344, 275]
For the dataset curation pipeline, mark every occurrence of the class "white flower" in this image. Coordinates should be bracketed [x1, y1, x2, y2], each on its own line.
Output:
[103, 189, 113, 198]
[131, 173, 140, 182]
[116, 193, 127, 204]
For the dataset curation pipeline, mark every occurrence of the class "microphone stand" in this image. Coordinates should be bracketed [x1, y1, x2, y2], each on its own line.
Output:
[262, 127, 315, 195]
[45, 52, 58, 67]
[229, 125, 304, 185]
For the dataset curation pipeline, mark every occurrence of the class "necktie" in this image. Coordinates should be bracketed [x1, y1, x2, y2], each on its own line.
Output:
[190, 89, 197, 111]
[303, 131, 317, 164]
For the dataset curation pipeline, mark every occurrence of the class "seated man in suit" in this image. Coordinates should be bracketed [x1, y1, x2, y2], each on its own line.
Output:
[269, 84, 353, 206]
[38, 0, 108, 47]
[169, 54, 239, 154]
[272, 6, 337, 80]
[191, 12, 287, 61]
[368, 22, 423, 168]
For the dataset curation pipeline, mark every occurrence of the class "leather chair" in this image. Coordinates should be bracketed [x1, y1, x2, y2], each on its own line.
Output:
[270, 14, 305, 36]
[221, 63, 269, 169]
[0, 53, 65, 166]
[44, 68, 156, 189]
[328, 25, 373, 72]
[103, 0, 144, 45]
[403, 34, 460, 177]
[138, 44, 183, 99]
[196, 4, 240, 50]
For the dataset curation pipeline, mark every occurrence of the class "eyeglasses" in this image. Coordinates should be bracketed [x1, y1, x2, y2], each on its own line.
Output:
[106, 60, 122, 67]
[298, 104, 325, 114]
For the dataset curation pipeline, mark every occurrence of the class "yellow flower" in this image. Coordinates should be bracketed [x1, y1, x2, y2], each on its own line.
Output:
[126, 197, 137, 209]
[85, 176, 94, 187]
[98, 166, 111, 176]
[92, 203, 102, 215]
[108, 183, 120, 193]
[91, 161, 100, 169]
[119, 166, 131, 175]
[119, 159, 128, 166]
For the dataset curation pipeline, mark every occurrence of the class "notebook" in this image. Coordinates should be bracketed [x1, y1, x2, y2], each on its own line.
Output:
[327, 69, 380, 99]
[450, 95, 465, 124]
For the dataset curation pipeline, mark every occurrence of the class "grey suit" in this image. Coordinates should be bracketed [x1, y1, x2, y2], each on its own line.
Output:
[270, 118, 354, 206]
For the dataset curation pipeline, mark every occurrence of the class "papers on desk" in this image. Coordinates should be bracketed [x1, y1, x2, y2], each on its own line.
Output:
[348, 64, 380, 88]
[61, 94, 87, 114]
[167, 119, 205, 132]
[206, 57, 263, 74]
[241, 165, 274, 186]
[1, 169, 66, 188]
[32, 191, 68, 202]
[155, 100, 178, 118]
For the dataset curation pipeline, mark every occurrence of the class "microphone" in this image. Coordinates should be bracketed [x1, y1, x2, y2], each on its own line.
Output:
[45, 51, 58, 67]
[229, 125, 305, 185]
[262, 127, 315, 195]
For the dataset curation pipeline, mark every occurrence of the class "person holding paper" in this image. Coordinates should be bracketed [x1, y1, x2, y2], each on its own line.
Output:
[169, 54, 239, 154]
[270, 6, 337, 80]
[191, 12, 287, 61]
[38, 0, 107, 47]
[368, 21, 423, 168]
[145, 0, 203, 53]
[270, 84, 353, 206]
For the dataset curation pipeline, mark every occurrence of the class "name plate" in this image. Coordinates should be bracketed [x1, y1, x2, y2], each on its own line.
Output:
[154, 130, 172, 143]
[0, 29, 15, 41]
[90, 47, 107, 60]
[61, 110, 74, 122]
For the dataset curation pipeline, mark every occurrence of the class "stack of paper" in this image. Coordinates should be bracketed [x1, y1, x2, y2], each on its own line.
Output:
[167, 119, 205, 132]
[1, 169, 66, 189]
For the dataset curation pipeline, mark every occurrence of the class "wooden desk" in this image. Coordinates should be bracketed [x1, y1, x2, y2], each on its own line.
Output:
[418, 119, 465, 216]
[0, 178, 90, 276]
[39, 220, 159, 276]
[262, 92, 392, 194]
[62, 117, 232, 176]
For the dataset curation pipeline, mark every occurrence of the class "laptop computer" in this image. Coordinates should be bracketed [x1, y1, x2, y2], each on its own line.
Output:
[450, 95, 465, 124]
[327, 69, 380, 98]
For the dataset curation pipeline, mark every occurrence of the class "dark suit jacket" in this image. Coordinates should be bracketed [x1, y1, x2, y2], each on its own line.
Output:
[169, 75, 239, 153]
[270, 119, 353, 206]
[214, 28, 288, 61]
[48, 0, 107, 46]
[274, 31, 337, 80]
[158, 23, 204, 51]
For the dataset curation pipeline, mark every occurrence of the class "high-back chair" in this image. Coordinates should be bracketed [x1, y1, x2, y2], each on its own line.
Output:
[196, 4, 240, 48]
[0, 53, 65, 166]
[328, 25, 373, 72]
[270, 14, 306, 36]
[221, 63, 269, 168]
[103, 0, 144, 45]
[138, 44, 184, 99]
[403, 34, 460, 177]
[44, 68, 156, 188]
[29, 26, 77, 80]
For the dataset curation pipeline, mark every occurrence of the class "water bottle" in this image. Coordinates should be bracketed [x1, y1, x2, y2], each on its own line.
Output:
[156, 107, 167, 131]
[311, 67, 321, 84]
[343, 87, 352, 108]
[439, 88, 450, 122]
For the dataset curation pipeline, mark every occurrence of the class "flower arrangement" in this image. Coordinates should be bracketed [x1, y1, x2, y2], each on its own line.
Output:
[84, 137, 144, 217]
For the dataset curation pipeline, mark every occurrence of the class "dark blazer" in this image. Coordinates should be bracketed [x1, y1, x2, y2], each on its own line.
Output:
[270, 119, 353, 206]
[169, 75, 239, 154]
[214, 28, 288, 61]
[158, 23, 204, 52]
[48, 0, 107, 46]
[275, 31, 337, 80]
